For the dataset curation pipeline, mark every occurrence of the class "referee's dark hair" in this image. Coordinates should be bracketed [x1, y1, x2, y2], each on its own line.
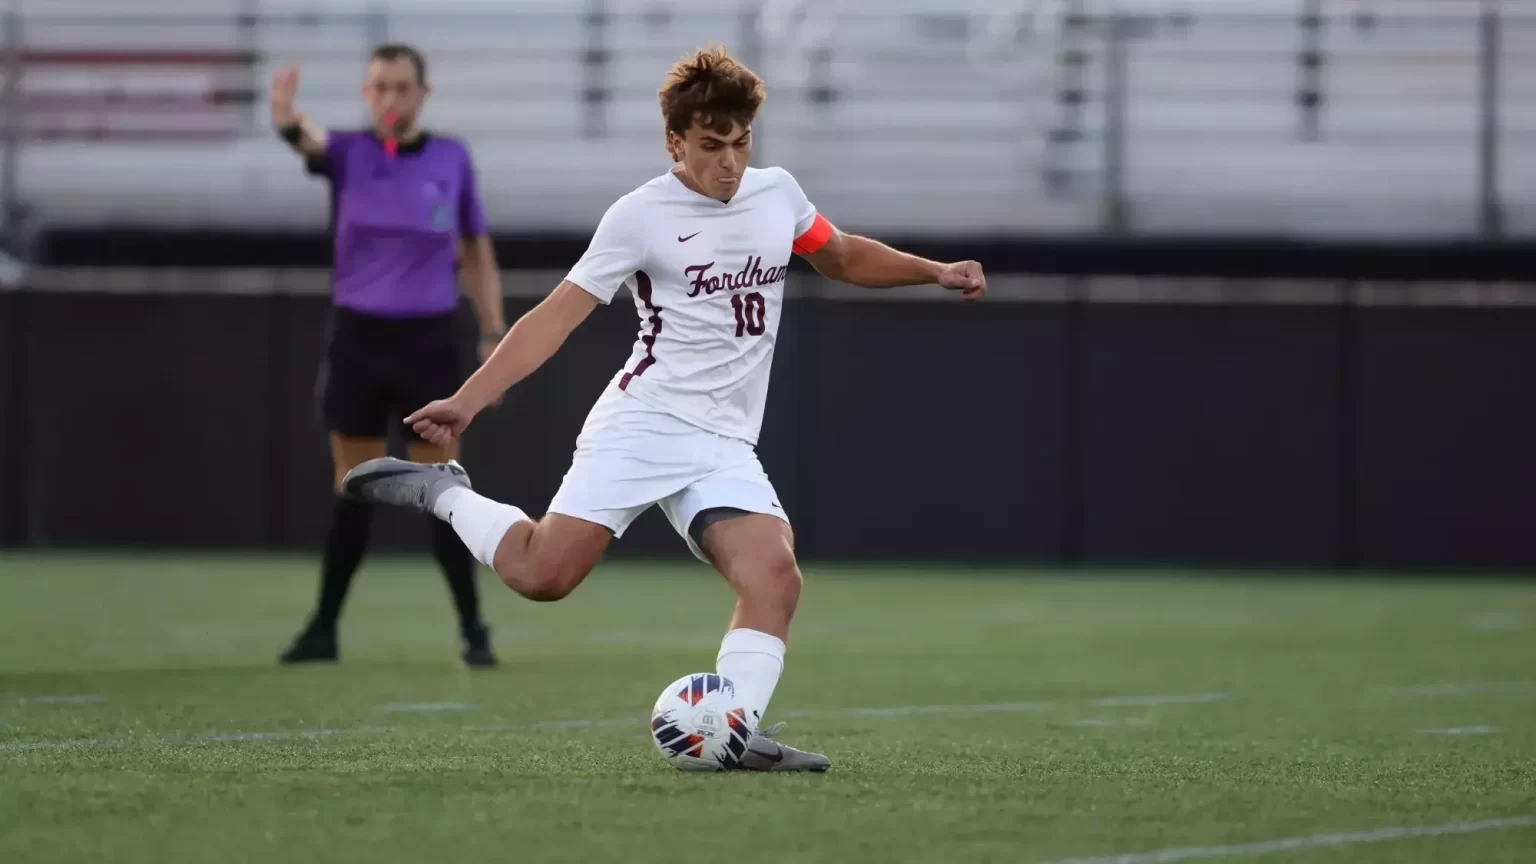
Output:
[371, 43, 427, 85]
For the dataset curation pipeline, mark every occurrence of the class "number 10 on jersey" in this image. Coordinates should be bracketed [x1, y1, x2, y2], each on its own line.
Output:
[731, 292, 767, 337]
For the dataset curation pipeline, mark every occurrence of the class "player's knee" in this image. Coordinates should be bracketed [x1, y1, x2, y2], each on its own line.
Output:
[500, 558, 585, 603]
[751, 552, 802, 609]
[520, 573, 577, 603]
[779, 560, 803, 608]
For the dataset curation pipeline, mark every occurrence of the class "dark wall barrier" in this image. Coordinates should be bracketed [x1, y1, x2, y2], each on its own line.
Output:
[1073, 304, 1344, 566]
[0, 292, 21, 547]
[1353, 309, 1536, 568]
[9, 230, 1536, 568]
[4, 286, 1534, 568]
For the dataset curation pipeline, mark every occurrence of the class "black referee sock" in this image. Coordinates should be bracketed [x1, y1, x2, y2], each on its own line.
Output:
[431, 518, 483, 633]
[312, 497, 374, 631]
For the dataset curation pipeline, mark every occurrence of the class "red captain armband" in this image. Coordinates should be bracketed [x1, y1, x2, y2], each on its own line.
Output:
[792, 214, 834, 255]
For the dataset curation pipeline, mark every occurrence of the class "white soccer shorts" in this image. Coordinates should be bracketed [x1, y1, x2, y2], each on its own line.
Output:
[546, 385, 789, 562]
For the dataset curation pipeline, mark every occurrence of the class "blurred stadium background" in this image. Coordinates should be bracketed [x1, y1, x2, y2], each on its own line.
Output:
[3, 3, 1536, 863]
[2, 0, 1534, 568]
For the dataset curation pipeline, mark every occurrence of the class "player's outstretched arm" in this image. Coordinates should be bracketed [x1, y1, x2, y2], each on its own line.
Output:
[270, 66, 328, 158]
[406, 282, 598, 444]
[800, 226, 986, 300]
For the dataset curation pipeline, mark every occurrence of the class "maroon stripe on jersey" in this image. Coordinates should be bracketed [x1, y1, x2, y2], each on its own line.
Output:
[619, 271, 660, 391]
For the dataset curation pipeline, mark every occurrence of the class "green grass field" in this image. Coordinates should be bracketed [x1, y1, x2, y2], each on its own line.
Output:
[1, 553, 1533, 864]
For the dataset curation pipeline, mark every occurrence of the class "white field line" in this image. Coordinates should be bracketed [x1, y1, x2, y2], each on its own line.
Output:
[16, 695, 105, 705]
[1387, 681, 1536, 696]
[784, 701, 1054, 719]
[375, 702, 477, 713]
[4, 727, 397, 751]
[1038, 817, 1536, 864]
[1067, 718, 1151, 729]
[1420, 726, 1499, 736]
[0, 691, 1229, 753]
[1469, 612, 1522, 631]
[1089, 692, 1229, 708]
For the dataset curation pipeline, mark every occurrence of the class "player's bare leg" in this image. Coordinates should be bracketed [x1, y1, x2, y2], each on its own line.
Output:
[341, 458, 611, 603]
[405, 440, 495, 666]
[701, 514, 801, 641]
[487, 514, 611, 601]
[700, 513, 828, 772]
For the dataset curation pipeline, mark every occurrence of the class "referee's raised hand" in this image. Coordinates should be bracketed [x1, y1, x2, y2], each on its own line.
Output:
[270, 66, 326, 156]
[270, 66, 302, 127]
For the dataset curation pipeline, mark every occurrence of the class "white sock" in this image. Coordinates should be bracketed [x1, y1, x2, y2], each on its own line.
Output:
[716, 628, 786, 728]
[434, 487, 529, 569]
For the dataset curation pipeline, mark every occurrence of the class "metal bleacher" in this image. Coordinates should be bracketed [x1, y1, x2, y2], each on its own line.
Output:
[5, 0, 1534, 238]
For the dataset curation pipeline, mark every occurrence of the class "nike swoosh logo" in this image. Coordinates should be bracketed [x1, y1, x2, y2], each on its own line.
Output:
[678, 232, 700, 242]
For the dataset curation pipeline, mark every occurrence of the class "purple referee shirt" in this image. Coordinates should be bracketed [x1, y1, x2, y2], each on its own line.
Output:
[307, 131, 488, 317]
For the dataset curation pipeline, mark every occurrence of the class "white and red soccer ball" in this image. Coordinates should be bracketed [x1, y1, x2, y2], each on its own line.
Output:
[650, 673, 755, 771]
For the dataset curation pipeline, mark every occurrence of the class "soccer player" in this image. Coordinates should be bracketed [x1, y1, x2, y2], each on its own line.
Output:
[344, 47, 986, 769]
[270, 44, 506, 668]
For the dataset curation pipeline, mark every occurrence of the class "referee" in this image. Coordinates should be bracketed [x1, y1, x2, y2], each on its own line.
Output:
[271, 44, 505, 667]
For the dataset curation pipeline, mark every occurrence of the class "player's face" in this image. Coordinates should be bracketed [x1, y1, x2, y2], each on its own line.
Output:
[669, 119, 752, 202]
[363, 58, 428, 135]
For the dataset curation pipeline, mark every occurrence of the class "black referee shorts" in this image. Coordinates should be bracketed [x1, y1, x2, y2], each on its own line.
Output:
[318, 306, 464, 443]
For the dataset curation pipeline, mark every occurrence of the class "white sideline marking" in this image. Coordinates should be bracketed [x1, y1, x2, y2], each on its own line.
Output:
[1089, 692, 1230, 708]
[785, 693, 1227, 720]
[785, 701, 1054, 719]
[1067, 718, 1151, 729]
[0, 691, 1228, 753]
[464, 717, 639, 732]
[1388, 681, 1536, 696]
[2, 727, 395, 751]
[185, 728, 393, 744]
[1421, 726, 1498, 736]
[376, 702, 477, 713]
[1038, 817, 1536, 864]
[6, 738, 117, 751]
[17, 695, 105, 705]
[1469, 612, 1521, 631]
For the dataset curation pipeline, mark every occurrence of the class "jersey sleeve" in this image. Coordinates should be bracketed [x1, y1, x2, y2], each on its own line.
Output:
[776, 168, 833, 255]
[457, 146, 489, 238]
[565, 196, 646, 305]
[775, 168, 819, 236]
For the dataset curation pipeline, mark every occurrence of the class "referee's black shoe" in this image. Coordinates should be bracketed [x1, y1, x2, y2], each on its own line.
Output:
[462, 622, 496, 668]
[280, 624, 338, 664]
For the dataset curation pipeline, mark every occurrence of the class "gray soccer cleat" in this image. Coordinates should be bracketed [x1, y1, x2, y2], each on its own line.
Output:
[738, 723, 831, 772]
[342, 457, 471, 515]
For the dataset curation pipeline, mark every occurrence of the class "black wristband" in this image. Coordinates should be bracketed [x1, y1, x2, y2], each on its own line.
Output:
[277, 122, 303, 147]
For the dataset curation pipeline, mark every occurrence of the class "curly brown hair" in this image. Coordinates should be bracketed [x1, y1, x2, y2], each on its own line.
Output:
[658, 46, 766, 136]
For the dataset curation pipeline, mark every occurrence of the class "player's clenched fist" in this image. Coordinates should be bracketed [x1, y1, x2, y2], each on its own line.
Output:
[938, 260, 987, 300]
[406, 398, 478, 445]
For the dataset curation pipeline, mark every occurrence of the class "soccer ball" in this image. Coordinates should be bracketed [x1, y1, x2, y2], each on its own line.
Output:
[650, 673, 755, 771]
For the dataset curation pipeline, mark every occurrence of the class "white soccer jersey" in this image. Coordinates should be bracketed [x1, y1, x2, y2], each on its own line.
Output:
[564, 166, 827, 444]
